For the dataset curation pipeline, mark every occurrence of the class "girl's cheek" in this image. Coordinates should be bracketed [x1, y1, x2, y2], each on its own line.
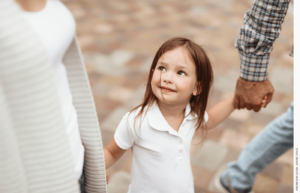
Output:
[177, 79, 193, 91]
[152, 71, 160, 84]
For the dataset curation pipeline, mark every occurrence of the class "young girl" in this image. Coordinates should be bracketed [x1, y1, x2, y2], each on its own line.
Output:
[103, 37, 267, 193]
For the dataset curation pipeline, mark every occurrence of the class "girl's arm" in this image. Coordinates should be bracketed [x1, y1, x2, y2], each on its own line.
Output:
[205, 95, 235, 130]
[205, 95, 267, 130]
[103, 138, 127, 169]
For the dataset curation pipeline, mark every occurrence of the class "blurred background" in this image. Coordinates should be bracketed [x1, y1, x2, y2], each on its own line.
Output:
[61, 0, 294, 192]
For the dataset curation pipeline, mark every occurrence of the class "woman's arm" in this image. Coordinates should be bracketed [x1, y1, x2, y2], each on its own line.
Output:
[205, 95, 235, 130]
[103, 138, 127, 169]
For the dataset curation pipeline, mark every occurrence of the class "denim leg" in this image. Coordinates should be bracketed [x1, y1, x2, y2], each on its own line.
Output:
[221, 102, 294, 192]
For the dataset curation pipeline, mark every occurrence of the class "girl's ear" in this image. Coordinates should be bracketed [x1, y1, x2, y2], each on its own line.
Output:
[193, 82, 202, 96]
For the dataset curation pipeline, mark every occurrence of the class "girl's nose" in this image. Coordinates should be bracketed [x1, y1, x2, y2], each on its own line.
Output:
[162, 71, 173, 84]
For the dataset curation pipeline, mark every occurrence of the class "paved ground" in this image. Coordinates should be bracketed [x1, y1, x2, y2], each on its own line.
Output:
[62, 0, 294, 192]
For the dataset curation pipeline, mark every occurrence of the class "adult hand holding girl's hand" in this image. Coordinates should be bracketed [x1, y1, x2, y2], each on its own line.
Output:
[233, 77, 274, 112]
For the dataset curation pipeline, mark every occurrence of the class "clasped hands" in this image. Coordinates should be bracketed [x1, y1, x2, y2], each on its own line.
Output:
[233, 77, 274, 112]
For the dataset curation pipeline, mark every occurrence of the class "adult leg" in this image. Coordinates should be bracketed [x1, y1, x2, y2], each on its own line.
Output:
[220, 102, 294, 192]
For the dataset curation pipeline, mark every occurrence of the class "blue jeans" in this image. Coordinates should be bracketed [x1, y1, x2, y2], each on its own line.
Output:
[221, 102, 294, 192]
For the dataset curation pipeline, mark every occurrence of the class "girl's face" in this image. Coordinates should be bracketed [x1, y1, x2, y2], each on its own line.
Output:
[151, 47, 198, 106]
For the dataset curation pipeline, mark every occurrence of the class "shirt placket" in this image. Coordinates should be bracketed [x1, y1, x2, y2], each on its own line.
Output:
[177, 119, 187, 160]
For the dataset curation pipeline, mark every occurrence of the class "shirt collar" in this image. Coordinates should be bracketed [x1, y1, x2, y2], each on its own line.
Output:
[184, 102, 197, 120]
[147, 102, 196, 134]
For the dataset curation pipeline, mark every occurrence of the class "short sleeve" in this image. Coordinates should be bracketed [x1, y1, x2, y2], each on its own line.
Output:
[203, 111, 209, 125]
[114, 113, 135, 150]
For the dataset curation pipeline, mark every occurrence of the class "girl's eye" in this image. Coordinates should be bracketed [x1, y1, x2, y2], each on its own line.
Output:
[178, 71, 186, 76]
[158, 66, 166, 71]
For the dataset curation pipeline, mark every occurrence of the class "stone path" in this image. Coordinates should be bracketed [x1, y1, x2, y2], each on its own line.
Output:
[62, 0, 294, 192]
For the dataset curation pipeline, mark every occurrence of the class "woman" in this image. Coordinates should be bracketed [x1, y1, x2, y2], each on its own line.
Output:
[0, 0, 106, 192]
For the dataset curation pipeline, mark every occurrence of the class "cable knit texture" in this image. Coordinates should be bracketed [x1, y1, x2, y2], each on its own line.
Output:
[0, 0, 107, 192]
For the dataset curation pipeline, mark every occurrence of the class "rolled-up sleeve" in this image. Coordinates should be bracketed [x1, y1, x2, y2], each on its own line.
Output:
[236, 0, 290, 82]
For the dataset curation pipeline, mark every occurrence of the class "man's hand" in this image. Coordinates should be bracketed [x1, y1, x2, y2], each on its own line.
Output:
[233, 77, 274, 112]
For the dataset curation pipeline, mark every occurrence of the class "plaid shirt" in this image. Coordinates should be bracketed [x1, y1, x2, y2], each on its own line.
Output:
[236, 0, 291, 82]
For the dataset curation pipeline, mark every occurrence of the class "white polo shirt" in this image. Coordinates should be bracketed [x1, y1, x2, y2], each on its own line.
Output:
[114, 102, 208, 193]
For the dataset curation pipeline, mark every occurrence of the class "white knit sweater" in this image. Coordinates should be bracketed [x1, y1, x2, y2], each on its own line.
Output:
[0, 0, 107, 192]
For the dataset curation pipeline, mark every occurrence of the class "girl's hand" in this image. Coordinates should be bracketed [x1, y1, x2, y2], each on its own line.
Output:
[261, 96, 267, 107]
[106, 175, 109, 184]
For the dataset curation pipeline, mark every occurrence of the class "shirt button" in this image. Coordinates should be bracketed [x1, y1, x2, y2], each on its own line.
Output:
[180, 131, 183, 135]
[179, 149, 183, 153]
[179, 140, 183, 144]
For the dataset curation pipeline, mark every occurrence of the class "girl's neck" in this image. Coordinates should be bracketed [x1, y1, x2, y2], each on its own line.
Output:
[157, 100, 189, 132]
[15, 0, 46, 12]
[157, 100, 187, 119]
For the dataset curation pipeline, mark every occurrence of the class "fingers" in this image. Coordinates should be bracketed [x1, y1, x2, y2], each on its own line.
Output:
[261, 96, 267, 107]
[253, 105, 261, 112]
[234, 95, 247, 110]
[252, 98, 262, 112]
[245, 97, 253, 110]
[233, 95, 240, 109]
[106, 175, 110, 184]
[246, 104, 253, 110]
[265, 92, 273, 108]
[264, 79, 274, 108]
[239, 98, 246, 109]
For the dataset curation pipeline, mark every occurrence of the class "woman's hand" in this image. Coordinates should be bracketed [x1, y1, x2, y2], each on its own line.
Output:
[106, 175, 109, 184]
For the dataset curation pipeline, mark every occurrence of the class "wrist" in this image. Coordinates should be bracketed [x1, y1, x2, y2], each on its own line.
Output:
[103, 148, 113, 169]
[237, 77, 270, 86]
[238, 50, 269, 82]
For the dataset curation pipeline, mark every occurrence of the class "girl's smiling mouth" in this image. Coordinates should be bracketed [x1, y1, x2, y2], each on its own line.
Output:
[159, 86, 176, 92]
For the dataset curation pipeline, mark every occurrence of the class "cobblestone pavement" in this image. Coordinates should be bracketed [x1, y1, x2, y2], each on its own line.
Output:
[62, 0, 294, 192]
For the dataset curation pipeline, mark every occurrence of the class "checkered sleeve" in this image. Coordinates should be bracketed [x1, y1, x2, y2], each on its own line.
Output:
[236, 0, 290, 82]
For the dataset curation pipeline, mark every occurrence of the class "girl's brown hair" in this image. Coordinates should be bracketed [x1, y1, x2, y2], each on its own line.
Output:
[130, 37, 213, 132]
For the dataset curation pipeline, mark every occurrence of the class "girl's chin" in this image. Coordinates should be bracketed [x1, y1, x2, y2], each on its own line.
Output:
[156, 96, 190, 106]
[157, 97, 178, 104]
